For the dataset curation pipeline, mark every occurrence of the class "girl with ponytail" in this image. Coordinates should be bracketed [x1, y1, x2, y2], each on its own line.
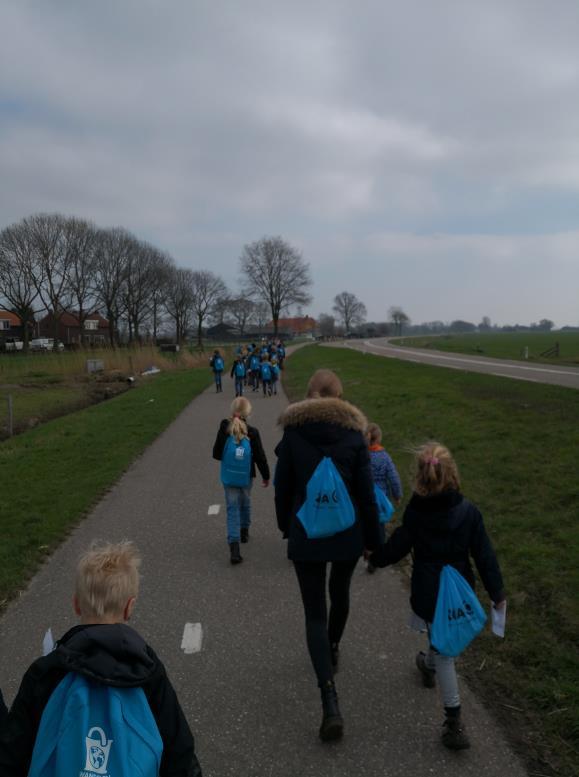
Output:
[213, 397, 270, 564]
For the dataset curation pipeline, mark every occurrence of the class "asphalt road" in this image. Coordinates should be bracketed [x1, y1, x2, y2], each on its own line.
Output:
[0, 370, 527, 777]
[336, 337, 579, 389]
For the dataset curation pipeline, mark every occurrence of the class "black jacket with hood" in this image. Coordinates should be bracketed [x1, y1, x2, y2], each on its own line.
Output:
[0, 623, 202, 777]
[370, 489, 505, 622]
[274, 397, 381, 562]
[213, 420, 270, 481]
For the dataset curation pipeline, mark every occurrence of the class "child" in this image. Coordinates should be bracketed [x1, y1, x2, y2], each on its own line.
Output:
[209, 349, 225, 393]
[365, 422, 402, 573]
[212, 397, 270, 563]
[260, 356, 273, 397]
[369, 442, 505, 751]
[249, 350, 261, 392]
[0, 541, 203, 776]
[230, 354, 246, 397]
[270, 357, 280, 395]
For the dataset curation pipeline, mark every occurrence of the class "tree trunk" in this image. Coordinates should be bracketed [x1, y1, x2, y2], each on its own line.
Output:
[197, 316, 203, 348]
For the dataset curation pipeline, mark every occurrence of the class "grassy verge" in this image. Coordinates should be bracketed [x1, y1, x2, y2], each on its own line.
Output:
[0, 368, 211, 607]
[392, 331, 579, 365]
[284, 345, 579, 777]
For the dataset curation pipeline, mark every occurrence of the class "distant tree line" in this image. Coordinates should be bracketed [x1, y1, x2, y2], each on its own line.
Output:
[0, 215, 312, 351]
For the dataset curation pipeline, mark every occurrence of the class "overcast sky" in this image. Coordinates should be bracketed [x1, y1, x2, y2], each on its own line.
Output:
[1, 1, 578, 326]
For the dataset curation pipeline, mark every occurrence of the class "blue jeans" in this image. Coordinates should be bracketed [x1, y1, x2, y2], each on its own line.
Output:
[224, 484, 252, 543]
[235, 377, 244, 396]
[214, 371, 222, 390]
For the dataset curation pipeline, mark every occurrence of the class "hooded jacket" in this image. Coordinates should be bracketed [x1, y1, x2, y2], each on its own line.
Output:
[371, 489, 505, 622]
[0, 623, 202, 777]
[274, 397, 381, 562]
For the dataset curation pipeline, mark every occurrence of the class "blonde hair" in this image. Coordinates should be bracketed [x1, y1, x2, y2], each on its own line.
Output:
[75, 541, 141, 619]
[413, 441, 460, 496]
[367, 422, 382, 444]
[229, 397, 251, 443]
[306, 369, 343, 399]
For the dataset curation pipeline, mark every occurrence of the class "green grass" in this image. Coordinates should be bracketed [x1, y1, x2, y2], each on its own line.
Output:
[0, 368, 211, 606]
[392, 331, 579, 365]
[0, 383, 89, 435]
[284, 345, 579, 777]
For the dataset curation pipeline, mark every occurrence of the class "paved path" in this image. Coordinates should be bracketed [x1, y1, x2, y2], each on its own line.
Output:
[334, 337, 579, 389]
[0, 370, 527, 776]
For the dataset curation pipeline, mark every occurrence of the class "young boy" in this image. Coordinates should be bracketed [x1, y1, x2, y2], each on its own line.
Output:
[0, 541, 202, 777]
[366, 422, 402, 573]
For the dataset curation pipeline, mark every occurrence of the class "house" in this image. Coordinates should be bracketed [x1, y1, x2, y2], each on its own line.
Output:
[0, 310, 26, 345]
[38, 311, 110, 347]
[268, 315, 317, 337]
[206, 322, 240, 341]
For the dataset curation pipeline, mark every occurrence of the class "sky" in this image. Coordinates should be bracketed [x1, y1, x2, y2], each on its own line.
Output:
[1, 0, 578, 327]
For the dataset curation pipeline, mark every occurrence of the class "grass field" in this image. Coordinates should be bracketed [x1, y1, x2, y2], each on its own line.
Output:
[391, 331, 579, 365]
[0, 367, 211, 608]
[284, 345, 579, 777]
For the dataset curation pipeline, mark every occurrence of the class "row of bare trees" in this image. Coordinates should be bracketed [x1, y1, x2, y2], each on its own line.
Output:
[0, 216, 314, 351]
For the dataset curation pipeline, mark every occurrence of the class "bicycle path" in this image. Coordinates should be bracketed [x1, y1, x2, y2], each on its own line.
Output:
[0, 370, 527, 776]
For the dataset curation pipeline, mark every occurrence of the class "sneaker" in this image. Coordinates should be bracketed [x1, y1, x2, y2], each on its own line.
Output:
[415, 651, 436, 688]
[240, 528, 249, 543]
[442, 711, 470, 750]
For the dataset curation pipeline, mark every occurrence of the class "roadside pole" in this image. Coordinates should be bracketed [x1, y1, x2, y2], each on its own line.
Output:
[7, 394, 13, 437]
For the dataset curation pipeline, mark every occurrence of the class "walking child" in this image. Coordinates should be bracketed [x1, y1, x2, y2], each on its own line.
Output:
[260, 356, 273, 397]
[209, 349, 225, 393]
[369, 442, 505, 750]
[212, 397, 270, 564]
[365, 422, 402, 573]
[230, 354, 246, 397]
[0, 541, 203, 776]
[249, 350, 261, 392]
[271, 357, 280, 395]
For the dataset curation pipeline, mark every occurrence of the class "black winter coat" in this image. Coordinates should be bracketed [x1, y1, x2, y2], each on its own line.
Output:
[274, 398, 381, 562]
[370, 489, 505, 622]
[0, 623, 202, 777]
[213, 420, 270, 481]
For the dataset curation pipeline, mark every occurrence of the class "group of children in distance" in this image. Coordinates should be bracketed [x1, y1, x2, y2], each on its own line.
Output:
[209, 341, 285, 398]
[0, 372, 505, 770]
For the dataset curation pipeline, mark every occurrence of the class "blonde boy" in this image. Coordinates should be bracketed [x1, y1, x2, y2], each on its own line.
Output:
[0, 541, 202, 777]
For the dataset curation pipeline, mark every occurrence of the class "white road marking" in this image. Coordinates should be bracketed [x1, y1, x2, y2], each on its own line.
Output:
[181, 623, 203, 654]
[208, 504, 220, 515]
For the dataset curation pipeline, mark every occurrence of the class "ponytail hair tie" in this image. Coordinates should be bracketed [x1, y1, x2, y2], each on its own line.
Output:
[232, 413, 241, 419]
[426, 457, 439, 466]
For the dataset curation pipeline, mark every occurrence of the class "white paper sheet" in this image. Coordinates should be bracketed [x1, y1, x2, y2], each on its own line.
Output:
[491, 602, 507, 638]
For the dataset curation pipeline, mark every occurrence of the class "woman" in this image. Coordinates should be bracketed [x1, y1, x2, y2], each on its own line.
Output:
[274, 369, 381, 741]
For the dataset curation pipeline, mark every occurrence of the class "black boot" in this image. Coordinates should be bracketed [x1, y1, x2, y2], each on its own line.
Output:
[240, 527, 249, 543]
[229, 542, 243, 564]
[442, 706, 470, 750]
[319, 681, 343, 742]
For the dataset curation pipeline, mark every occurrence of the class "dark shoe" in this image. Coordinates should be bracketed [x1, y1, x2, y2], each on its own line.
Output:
[366, 560, 376, 574]
[240, 527, 249, 543]
[330, 643, 339, 673]
[442, 708, 470, 750]
[229, 542, 243, 564]
[416, 651, 436, 688]
[319, 681, 343, 742]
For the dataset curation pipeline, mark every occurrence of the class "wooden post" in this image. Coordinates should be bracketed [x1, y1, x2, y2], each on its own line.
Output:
[7, 394, 13, 437]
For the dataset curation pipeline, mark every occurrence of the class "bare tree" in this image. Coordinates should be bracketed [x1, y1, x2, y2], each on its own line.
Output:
[0, 221, 43, 352]
[94, 227, 133, 346]
[122, 239, 160, 343]
[64, 218, 98, 346]
[190, 270, 228, 347]
[165, 267, 194, 344]
[253, 300, 270, 334]
[332, 291, 367, 333]
[240, 236, 312, 336]
[318, 313, 336, 338]
[388, 306, 410, 336]
[148, 250, 174, 343]
[228, 296, 255, 337]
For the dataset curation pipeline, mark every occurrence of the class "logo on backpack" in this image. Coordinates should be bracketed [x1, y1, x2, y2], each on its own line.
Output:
[84, 727, 113, 775]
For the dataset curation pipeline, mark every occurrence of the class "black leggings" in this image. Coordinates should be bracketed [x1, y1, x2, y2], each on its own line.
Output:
[293, 559, 358, 686]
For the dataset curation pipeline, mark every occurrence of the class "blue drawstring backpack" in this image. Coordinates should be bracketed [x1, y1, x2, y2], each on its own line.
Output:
[213, 356, 224, 371]
[430, 565, 487, 657]
[28, 673, 163, 777]
[221, 436, 252, 487]
[374, 485, 394, 524]
[234, 362, 245, 378]
[261, 363, 272, 380]
[297, 457, 356, 539]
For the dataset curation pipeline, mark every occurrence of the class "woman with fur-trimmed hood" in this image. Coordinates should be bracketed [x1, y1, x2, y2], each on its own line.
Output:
[274, 369, 381, 742]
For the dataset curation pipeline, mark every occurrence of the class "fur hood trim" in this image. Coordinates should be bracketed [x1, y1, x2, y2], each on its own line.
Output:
[279, 398, 367, 433]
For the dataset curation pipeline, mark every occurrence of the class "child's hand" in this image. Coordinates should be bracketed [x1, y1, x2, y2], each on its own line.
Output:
[262, 479, 270, 488]
[493, 599, 507, 610]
